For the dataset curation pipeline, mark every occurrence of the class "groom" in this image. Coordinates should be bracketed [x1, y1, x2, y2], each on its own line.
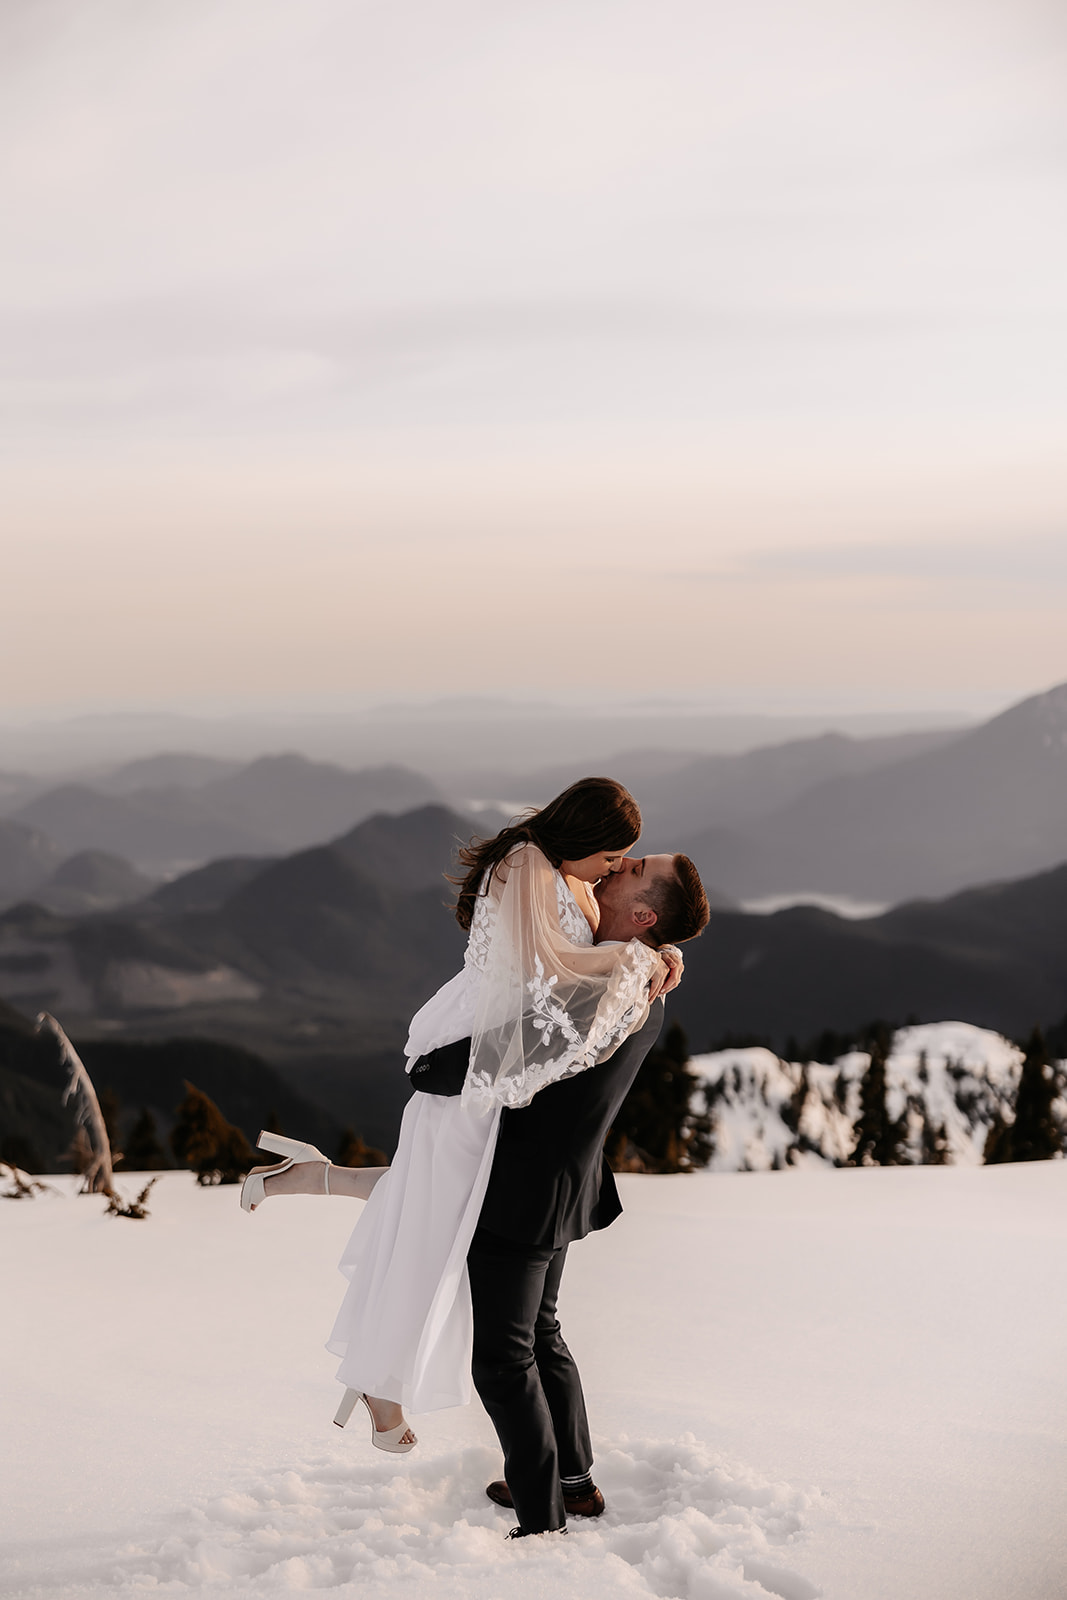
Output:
[467, 851, 709, 1537]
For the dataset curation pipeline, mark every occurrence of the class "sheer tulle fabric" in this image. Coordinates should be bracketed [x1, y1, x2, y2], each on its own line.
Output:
[463, 843, 660, 1111]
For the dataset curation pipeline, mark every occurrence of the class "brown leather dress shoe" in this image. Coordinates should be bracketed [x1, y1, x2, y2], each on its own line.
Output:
[486, 1480, 606, 1518]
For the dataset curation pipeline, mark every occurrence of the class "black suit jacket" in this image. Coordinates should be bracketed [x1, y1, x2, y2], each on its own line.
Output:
[475, 999, 665, 1250]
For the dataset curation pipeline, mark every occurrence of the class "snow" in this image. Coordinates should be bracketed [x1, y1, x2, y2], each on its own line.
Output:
[2, 1158, 1066, 1599]
[739, 895, 891, 920]
[693, 1021, 1042, 1172]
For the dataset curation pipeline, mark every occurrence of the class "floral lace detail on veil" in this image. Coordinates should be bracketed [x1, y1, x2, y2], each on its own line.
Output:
[462, 844, 659, 1112]
[465, 868, 592, 974]
[470, 944, 654, 1108]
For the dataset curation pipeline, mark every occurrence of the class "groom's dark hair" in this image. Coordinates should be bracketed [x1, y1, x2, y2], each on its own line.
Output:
[639, 854, 710, 946]
[452, 776, 641, 931]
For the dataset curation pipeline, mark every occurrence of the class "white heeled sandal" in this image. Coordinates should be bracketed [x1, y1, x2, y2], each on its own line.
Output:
[333, 1388, 417, 1453]
[240, 1131, 332, 1212]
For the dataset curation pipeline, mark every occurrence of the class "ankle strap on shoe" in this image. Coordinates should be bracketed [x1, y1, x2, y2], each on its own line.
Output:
[324, 1163, 332, 1196]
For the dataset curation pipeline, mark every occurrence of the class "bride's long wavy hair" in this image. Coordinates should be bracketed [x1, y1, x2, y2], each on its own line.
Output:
[452, 776, 641, 931]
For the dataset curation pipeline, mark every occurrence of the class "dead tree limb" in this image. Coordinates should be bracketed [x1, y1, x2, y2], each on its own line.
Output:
[37, 1012, 117, 1197]
[0, 1162, 57, 1199]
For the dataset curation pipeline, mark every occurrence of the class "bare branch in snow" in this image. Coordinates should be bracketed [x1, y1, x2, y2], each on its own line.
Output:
[0, 1162, 58, 1200]
[37, 1012, 117, 1197]
[105, 1176, 160, 1220]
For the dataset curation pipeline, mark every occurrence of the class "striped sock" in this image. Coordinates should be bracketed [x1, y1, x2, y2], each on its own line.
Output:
[560, 1472, 594, 1494]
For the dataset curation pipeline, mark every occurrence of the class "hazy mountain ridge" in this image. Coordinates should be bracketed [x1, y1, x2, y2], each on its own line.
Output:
[0, 754, 445, 898]
[0, 807, 475, 1143]
[680, 682, 1067, 901]
[622, 726, 964, 840]
[3, 804, 1067, 1140]
[669, 857, 1067, 1051]
[2, 681, 1067, 1141]
[7, 754, 442, 872]
[0, 819, 62, 899]
[0, 702, 974, 777]
[4, 682, 1063, 909]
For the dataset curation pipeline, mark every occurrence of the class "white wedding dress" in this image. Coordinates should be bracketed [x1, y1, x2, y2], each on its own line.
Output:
[325, 847, 657, 1413]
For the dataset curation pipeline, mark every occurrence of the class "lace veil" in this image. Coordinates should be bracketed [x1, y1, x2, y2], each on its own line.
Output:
[462, 843, 661, 1112]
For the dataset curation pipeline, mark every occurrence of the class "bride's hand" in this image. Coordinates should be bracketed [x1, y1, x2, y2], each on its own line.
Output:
[647, 945, 683, 1002]
[658, 944, 684, 996]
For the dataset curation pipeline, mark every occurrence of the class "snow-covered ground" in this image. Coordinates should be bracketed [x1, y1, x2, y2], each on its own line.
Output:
[2, 1156, 1065, 1599]
[694, 1022, 1043, 1172]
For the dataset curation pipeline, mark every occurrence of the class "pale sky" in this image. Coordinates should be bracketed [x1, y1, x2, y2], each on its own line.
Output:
[3, 0, 1066, 715]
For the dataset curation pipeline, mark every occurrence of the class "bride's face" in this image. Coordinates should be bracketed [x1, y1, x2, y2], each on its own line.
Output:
[558, 847, 632, 883]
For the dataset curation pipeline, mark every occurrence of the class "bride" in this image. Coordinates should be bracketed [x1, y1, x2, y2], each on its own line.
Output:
[242, 777, 679, 1451]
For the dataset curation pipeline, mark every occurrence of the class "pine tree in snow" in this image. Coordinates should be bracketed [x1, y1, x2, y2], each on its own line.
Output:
[984, 1030, 1062, 1164]
[120, 1109, 171, 1171]
[849, 1030, 906, 1166]
[607, 1023, 713, 1173]
[983, 1108, 1012, 1165]
[1005, 1030, 1061, 1163]
[170, 1082, 254, 1185]
[920, 1113, 951, 1165]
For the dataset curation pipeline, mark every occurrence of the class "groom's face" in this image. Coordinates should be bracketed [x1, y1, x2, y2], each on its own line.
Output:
[594, 854, 675, 943]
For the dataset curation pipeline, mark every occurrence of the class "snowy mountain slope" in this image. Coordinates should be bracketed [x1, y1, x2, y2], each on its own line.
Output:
[692, 1022, 1048, 1172]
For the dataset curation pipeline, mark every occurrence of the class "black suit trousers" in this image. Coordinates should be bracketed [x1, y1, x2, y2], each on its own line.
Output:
[467, 1226, 592, 1534]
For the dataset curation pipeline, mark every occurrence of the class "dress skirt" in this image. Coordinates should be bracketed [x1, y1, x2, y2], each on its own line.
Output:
[326, 1090, 501, 1412]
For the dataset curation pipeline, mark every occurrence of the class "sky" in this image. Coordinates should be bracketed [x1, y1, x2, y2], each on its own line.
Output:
[2, 0, 1066, 717]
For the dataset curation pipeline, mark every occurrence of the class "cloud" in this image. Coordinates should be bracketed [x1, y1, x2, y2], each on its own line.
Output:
[731, 537, 1067, 584]
[2, 0, 1066, 708]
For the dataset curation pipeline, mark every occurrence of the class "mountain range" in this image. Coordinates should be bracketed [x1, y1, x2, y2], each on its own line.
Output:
[0, 754, 444, 894]
[4, 681, 1067, 908]
[3, 791, 1067, 1153]
[667, 683, 1067, 902]
[4, 753, 441, 867]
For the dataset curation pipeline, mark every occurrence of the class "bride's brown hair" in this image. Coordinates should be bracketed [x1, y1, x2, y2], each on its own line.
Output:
[452, 776, 641, 931]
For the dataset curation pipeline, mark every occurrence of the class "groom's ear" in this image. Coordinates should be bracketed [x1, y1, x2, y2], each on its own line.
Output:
[632, 905, 657, 931]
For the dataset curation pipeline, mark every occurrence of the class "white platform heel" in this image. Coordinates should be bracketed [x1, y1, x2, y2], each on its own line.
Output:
[333, 1388, 417, 1453]
[256, 1132, 331, 1166]
[240, 1131, 332, 1212]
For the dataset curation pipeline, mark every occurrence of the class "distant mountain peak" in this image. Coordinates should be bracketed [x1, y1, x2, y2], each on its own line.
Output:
[994, 680, 1067, 730]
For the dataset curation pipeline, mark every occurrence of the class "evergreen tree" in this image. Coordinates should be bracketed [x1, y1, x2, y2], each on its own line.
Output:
[170, 1082, 254, 1185]
[849, 1029, 906, 1166]
[983, 1108, 1012, 1165]
[606, 1023, 713, 1173]
[335, 1127, 388, 1167]
[986, 1031, 1062, 1165]
[782, 1064, 810, 1136]
[120, 1108, 171, 1171]
[919, 1113, 950, 1166]
[1007, 1029, 1061, 1163]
